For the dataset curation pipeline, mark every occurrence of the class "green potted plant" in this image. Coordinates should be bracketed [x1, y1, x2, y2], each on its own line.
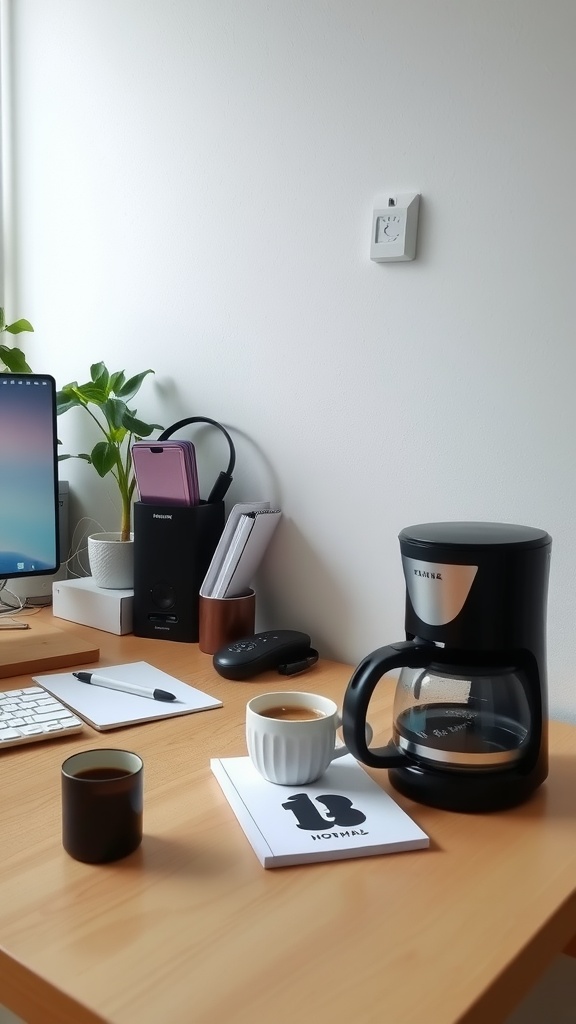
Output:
[56, 361, 163, 587]
[0, 307, 34, 370]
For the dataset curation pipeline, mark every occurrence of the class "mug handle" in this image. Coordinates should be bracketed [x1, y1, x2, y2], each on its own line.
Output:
[329, 715, 374, 763]
[342, 640, 435, 769]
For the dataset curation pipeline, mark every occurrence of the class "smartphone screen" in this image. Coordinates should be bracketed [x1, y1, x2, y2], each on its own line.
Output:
[132, 442, 199, 506]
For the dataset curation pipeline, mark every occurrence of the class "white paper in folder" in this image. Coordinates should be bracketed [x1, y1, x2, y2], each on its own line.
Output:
[212, 510, 281, 598]
[200, 503, 281, 599]
[200, 502, 270, 597]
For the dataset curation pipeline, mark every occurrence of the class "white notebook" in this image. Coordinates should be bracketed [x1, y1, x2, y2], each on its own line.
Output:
[211, 754, 429, 868]
[211, 509, 281, 598]
[200, 501, 271, 597]
[33, 662, 222, 730]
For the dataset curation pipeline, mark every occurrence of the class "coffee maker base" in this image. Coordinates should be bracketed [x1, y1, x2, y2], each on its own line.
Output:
[388, 763, 547, 813]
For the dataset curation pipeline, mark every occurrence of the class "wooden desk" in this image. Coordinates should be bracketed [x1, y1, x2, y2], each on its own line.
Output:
[1, 614, 576, 1024]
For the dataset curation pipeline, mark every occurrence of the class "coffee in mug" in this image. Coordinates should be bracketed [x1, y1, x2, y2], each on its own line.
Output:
[246, 691, 350, 785]
[72, 767, 133, 781]
[259, 705, 326, 722]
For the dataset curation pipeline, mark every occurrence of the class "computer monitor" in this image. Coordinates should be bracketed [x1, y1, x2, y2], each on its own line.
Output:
[0, 373, 60, 582]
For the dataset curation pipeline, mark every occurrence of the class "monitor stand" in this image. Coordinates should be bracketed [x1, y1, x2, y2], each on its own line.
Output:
[0, 618, 99, 679]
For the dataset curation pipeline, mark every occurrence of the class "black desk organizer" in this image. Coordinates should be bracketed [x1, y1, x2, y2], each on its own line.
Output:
[132, 417, 235, 643]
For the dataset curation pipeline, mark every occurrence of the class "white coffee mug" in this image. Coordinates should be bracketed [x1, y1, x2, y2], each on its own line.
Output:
[246, 691, 356, 786]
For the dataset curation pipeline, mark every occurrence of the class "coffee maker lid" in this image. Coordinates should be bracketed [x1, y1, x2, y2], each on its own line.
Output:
[399, 522, 551, 552]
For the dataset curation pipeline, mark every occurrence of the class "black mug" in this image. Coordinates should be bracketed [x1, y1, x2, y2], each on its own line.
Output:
[61, 749, 143, 863]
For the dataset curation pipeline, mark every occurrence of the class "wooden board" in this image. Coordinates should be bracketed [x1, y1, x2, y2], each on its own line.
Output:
[0, 619, 99, 678]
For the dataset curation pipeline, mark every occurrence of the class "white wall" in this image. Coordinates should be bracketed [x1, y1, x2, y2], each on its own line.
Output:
[6, 0, 576, 719]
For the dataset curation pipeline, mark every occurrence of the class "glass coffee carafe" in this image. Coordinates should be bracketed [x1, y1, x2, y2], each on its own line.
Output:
[391, 657, 532, 771]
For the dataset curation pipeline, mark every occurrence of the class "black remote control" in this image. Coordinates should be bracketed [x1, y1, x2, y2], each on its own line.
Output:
[212, 630, 318, 681]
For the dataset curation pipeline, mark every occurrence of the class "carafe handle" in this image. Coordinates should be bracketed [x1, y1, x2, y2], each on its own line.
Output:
[342, 640, 435, 769]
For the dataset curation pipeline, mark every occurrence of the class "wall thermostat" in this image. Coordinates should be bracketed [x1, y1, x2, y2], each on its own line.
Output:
[370, 192, 420, 263]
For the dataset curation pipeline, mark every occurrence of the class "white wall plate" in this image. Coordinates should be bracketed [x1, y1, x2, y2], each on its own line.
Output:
[370, 192, 420, 262]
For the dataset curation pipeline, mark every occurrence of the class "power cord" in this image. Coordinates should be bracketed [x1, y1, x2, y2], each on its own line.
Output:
[0, 580, 24, 615]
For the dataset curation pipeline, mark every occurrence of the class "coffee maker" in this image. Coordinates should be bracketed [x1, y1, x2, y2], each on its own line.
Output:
[342, 522, 552, 812]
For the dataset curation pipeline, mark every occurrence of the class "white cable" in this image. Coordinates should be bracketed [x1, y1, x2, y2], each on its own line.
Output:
[0, 579, 24, 614]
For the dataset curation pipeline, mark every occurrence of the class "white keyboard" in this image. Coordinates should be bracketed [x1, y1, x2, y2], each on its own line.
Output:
[0, 686, 84, 748]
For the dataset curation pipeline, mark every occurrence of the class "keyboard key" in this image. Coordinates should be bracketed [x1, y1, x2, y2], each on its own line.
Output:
[34, 708, 75, 722]
[0, 686, 84, 747]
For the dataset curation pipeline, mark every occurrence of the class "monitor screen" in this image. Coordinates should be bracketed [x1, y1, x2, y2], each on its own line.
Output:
[0, 373, 60, 580]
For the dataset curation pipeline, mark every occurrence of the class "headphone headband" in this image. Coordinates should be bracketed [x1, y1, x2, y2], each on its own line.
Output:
[158, 416, 236, 504]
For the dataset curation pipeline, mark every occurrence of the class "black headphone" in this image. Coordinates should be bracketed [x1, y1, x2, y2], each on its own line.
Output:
[157, 416, 236, 504]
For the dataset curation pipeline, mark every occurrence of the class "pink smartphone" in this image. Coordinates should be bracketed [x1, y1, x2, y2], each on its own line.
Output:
[132, 441, 199, 506]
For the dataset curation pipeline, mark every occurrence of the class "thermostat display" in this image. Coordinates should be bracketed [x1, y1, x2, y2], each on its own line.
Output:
[370, 193, 420, 263]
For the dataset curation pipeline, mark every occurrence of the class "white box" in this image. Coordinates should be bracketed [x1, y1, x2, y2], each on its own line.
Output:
[52, 577, 134, 635]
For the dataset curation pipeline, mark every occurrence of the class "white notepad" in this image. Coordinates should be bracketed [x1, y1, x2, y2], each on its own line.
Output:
[33, 661, 222, 730]
[211, 754, 429, 868]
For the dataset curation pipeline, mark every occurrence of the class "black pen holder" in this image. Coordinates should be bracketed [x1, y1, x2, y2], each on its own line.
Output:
[133, 500, 225, 643]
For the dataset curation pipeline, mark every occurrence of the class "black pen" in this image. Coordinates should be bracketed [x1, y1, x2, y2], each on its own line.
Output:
[73, 671, 176, 702]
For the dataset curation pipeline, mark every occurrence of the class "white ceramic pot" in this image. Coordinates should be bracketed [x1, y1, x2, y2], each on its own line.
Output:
[87, 533, 134, 589]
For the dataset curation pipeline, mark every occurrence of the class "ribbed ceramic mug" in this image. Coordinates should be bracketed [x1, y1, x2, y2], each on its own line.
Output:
[246, 691, 351, 786]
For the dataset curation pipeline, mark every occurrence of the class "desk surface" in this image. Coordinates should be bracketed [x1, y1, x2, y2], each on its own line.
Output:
[1, 614, 576, 1024]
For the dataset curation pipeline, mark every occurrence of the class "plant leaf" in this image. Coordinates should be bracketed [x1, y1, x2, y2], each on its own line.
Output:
[116, 369, 154, 402]
[90, 362, 109, 389]
[5, 318, 34, 334]
[56, 387, 84, 413]
[123, 410, 163, 436]
[103, 397, 128, 432]
[55, 362, 161, 537]
[0, 309, 5, 331]
[64, 381, 109, 405]
[90, 441, 117, 477]
[0, 344, 33, 372]
[109, 370, 126, 394]
[57, 452, 91, 463]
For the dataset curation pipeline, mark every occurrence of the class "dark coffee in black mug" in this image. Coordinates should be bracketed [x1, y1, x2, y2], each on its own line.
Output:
[73, 767, 133, 781]
[61, 749, 143, 863]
